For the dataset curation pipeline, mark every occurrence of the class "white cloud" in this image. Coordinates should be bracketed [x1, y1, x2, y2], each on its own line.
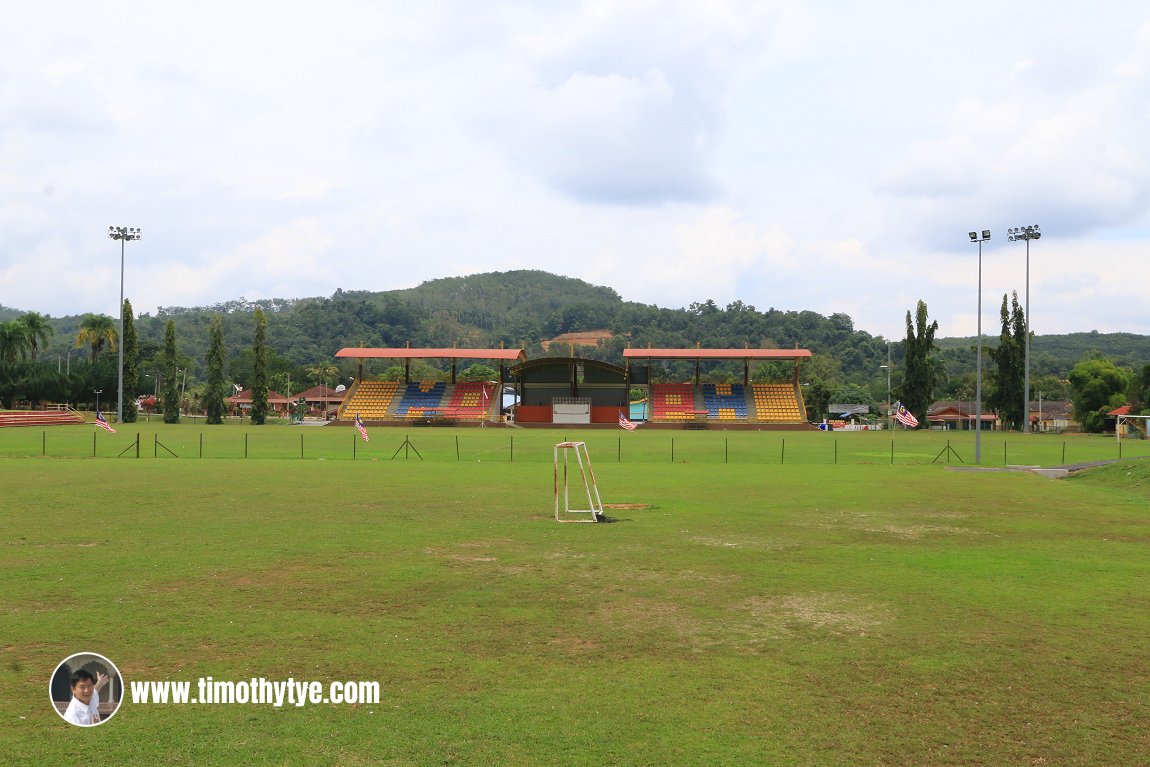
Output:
[2, 1, 1150, 347]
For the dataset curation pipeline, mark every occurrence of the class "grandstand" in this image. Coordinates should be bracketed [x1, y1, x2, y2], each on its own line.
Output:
[0, 409, 86, 428]
[334, 347, 524, 426]
[703, 383, 748, 421]
[337, 380, 497, 423]
[330, 345, 812, 429]
[644, 381, 806, 425]
[337, 381, 401, 421]
[750, 382, 805, 422]
[442, 381, 496, 421]
[650, 383, 701, 422]
[626, 348, 811, 428]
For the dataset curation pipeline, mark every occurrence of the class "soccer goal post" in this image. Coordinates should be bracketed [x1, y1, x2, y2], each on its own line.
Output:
[553, 441, 605, 523]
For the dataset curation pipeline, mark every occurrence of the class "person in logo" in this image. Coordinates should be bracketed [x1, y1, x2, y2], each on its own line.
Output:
[63, 669, 108, 726]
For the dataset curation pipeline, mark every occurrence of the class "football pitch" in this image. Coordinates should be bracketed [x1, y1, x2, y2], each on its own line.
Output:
[3, 424, 1148, 765]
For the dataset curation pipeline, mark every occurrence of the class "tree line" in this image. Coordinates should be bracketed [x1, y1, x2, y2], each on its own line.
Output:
[4, 271, 1150, 430]
[897, 296, 1150, 433]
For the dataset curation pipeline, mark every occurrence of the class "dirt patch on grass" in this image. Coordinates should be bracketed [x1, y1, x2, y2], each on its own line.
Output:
[549, 636, 600, 653]
[688, 535, 795, 551]
[794, 512, 988, 540]
[737, 593, 889, 637]
[425, 548, 498, 563]
[425, 538, 511, 563]
[867, 524, 988, 540]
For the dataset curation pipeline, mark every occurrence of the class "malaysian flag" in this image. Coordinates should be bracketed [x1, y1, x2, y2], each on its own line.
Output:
[355, 413, 370, 442]
[618, 411, 638, 431]
[95, 410, 117, 434]
[893, 401, 919, 428]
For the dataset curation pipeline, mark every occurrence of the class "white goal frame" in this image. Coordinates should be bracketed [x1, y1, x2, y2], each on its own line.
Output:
[553, 441, 604, 523]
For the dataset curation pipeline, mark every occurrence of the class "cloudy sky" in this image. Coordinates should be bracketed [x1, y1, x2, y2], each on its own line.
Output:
[2, 1, 1148, 341]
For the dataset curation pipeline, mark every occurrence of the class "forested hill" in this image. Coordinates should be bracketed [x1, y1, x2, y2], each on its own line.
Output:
[937, 332, 1150, 370]
[13, 270, 1150, 394]
[20, 270, 885, 381]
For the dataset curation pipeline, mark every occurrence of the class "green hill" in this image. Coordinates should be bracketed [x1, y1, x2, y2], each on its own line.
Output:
[9, 271, 1150, 403]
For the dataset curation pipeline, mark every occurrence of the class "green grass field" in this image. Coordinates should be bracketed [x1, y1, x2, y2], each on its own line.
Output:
[2, 423, 1148, 765]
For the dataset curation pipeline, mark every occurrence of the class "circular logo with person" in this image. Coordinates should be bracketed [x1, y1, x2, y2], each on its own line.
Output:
[50, 652, 123, 727]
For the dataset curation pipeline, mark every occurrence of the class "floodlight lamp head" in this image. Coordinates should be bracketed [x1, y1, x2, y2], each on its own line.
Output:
[968, 232, 977, 241]
[982, 230, 991, 239]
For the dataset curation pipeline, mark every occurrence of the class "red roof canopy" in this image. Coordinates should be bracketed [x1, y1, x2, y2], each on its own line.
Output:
[623, 348, 811, 360]
[336, 347, 526, 361]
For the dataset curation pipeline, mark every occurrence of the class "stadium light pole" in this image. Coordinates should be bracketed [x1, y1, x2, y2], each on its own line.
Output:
[109, 226, 142, 425]
[968, 229, 991, 464]
[1008, 225, 1040, 433]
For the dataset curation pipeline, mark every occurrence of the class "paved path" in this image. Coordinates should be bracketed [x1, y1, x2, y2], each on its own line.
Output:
[947, 455, 1149, 479]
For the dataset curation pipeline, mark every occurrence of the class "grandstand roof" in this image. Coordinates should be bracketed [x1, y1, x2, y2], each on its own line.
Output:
[623, 348, 811, 360]
[336, 347, 526, 361]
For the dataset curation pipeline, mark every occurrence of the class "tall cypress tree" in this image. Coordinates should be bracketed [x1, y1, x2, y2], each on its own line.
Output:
[901, 299, 939, 425]
[205, 313, 227, 424]
[988, 292, 1026, 430]
[161, 320, 180, 424]
[250, 307, 269, 425]
[121, 299, 139, 423]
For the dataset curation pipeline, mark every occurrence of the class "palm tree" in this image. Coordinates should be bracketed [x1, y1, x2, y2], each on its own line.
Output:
[18, 311, 54, 362]
[74, 313, 118, 362]
[0, 320, 29, 363]
[307, 362, 339, 390]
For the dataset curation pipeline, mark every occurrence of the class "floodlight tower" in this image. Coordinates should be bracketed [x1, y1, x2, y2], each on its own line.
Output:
[1008, 225, 1041, 433]
[968, 229, 991, 463]
[109, 226, 142, 425]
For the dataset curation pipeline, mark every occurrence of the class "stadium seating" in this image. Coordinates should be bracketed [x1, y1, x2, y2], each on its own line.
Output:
[751, 383, 805, 422]
[441, 382, 495, 421]
[0, 410, 85, 428]
[650, 383, 700, 422]
[702, 383, 748, 421]
[338, 381, 401, 421]
[394, 381, 448, 418]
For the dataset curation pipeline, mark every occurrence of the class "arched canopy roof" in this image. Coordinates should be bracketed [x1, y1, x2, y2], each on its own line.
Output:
[509, 356, 627, 378]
